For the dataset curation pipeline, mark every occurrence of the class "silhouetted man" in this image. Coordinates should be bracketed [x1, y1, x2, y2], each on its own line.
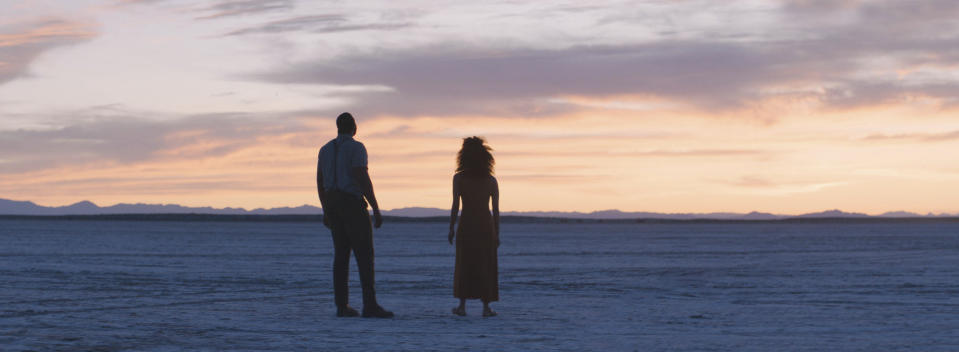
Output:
[317, 112, 392, 318]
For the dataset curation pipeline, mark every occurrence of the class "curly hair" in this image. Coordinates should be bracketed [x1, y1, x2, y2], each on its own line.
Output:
[456, 136, 494, 177]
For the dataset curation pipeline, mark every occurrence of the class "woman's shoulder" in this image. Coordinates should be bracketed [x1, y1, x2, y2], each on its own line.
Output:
[453, 172, 468, 186]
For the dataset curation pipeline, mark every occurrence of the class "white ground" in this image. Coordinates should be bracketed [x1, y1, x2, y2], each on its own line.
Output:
[2, 220, 959, 351]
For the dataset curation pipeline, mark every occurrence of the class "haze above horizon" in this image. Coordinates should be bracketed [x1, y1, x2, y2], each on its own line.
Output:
[3, 1, 959, 214]
[0, 198, 952, 219]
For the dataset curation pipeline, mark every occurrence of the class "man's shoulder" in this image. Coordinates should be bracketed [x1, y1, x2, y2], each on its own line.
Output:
[319, 139, 334, 150]
[345, 138, 367, 151]
[318, 139, 338, 156]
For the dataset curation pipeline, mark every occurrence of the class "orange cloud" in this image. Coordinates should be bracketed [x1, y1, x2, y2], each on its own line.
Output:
[0, 18, 96, 84]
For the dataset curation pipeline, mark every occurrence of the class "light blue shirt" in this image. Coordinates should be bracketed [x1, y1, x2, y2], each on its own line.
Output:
[318, 134, 368, 198]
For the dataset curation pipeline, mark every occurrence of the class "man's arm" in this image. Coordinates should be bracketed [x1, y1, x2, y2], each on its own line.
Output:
[353, 166, 383, 228]
[317, 160, 326, 206]
[317, 157, 330, 228]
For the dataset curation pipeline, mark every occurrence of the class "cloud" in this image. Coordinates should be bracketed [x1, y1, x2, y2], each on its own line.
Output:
[223, 14, 413, 36]
[720, 175, 846, 195]
[251, 41, 783, 116]
[628, 149, 763, 157]
[195, 0, 294, 20]
[226, 14, 343, 35]
[0, 107, 320, 173]
[822, 81, 959, 108]
[782, 0, 861, 13]
[728, 176, 775, 188]
[365, 123, 679, 140]
[0, 19, 97, 85]
[497, 173, 607, 185]
[236, 0, 959, 118]
[863, 130, 959, 142]
[111, 0, 166, 4]
[496, 149, 765, 158]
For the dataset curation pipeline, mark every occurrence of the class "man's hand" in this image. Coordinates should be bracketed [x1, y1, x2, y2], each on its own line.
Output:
[372, 209, 383, 228]
[448, 228, 455, 245]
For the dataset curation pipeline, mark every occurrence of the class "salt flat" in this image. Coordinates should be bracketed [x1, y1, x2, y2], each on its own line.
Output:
[2, 220, 959, 351]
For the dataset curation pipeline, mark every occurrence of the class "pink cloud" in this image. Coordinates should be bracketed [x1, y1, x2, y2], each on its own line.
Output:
[0, 18, 96, 84]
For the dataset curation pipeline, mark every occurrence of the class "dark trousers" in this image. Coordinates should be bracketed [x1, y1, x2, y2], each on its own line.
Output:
[325, 191, 376, 309]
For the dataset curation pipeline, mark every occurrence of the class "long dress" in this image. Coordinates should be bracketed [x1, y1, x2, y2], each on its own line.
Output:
[454, 174, 499, 302]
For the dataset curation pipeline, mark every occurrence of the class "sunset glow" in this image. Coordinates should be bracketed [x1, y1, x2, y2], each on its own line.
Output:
[2, 1, 959, 214]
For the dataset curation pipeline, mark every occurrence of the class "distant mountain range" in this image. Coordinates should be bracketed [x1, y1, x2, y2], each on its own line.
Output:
[0, 198, 952, 220]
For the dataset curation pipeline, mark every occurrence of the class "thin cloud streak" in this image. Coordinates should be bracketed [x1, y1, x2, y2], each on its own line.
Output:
[0, 19, 96, 85]
[195, 0, 294, 20]
[224, 14, 413, 36]
[863, 130, 959, 142]
[720, 177, 847, 196]
[497, 149, 767, 158]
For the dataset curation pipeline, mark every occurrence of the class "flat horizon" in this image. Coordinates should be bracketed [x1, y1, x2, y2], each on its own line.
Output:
[2, 197, 954, 217]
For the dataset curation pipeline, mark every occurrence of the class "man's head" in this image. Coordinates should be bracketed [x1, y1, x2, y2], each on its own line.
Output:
[336, 112, 357, 136]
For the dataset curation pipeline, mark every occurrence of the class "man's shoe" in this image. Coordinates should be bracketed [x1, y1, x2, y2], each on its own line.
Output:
[336, 306, 359, 317]
[362, 305, 394, 318]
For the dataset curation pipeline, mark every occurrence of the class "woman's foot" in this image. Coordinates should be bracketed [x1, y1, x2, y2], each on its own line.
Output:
[452, 306, 466, 316]
[482, 306, 497, 317]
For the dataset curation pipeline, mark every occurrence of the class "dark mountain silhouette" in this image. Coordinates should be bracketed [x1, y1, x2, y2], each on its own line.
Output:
[739, 211, 784, 220]
[879, 211, 923, 218]
[1, 198, 952, 219]
[385, 207, 449, 217]
[0, 199, 45, 214]
[795, 209, 870, 218]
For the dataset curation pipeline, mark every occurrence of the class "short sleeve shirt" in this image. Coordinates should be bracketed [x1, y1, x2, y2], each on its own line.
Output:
[318, 134, 368, 197]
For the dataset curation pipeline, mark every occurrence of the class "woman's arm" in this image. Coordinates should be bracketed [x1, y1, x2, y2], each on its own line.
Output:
[491, 176, 500, 248]
[448, 174, 461, 245]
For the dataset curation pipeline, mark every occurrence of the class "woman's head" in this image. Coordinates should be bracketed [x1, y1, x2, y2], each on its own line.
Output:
[456, 136, 494, 177]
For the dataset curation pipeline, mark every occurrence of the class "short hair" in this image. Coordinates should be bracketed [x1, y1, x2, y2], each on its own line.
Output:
[336, 112, 356, 134]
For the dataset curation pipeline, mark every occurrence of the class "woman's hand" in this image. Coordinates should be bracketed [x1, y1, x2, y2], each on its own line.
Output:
[448, 228, 455, 245]
[372, 209, 383, 229]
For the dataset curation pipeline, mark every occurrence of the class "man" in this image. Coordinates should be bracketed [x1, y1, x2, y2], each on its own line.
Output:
[317, 112, 392, 318]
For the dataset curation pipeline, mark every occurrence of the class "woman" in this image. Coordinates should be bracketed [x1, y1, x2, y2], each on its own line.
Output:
[448, 136, 500, 317]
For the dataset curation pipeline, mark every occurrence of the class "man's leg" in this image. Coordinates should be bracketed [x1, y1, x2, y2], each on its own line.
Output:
[328, 201, 355, 314]
[344, 200, 392, 317]
[346, 204, 376, 308]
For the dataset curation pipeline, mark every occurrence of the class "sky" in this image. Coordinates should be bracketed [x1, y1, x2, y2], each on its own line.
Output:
[1, 0, 959, 214]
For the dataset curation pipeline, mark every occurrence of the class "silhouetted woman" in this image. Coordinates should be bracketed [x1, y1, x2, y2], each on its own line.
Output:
[448, 136, 500, 317]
